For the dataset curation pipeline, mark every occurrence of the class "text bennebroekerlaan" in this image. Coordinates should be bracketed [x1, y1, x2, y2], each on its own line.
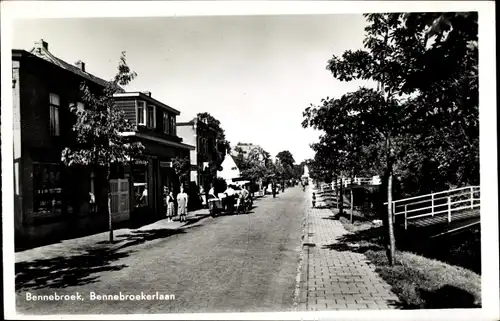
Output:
[90, 292, 175, 301]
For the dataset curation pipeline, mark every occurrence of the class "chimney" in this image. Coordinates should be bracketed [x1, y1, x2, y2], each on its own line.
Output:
[142, 91, 151, 97]
[34, 39, 48, 52]
[75, 60, 85, 72]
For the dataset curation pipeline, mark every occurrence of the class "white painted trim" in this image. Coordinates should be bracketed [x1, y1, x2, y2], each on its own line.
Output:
[147, 104, 156, 129]
[135, 100, 146, 126]
[119, 131, 195, 150]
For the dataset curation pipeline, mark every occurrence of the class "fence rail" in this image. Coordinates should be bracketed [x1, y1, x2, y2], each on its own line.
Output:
[332, 176, 382, 188]
[384, 186, 480, 230]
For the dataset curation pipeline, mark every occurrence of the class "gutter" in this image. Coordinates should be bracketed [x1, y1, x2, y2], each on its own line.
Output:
[120, 132, 195, 150]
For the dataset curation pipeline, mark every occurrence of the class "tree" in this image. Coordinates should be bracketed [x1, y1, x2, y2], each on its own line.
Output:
[305, 13, 477, 265]
[61, 52, 143, 243]
[276, 150, 296, 183]
[276, 150, 295, 168]
[197, 112, 231, 166]
[172, 156, 191, 185]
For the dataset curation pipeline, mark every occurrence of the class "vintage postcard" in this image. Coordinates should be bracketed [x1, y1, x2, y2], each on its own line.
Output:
[1, 1, 498, 320]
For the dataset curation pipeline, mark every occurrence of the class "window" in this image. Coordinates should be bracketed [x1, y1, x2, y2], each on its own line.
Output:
[147, 105, 155, 128]
[33, 163, 62, 213]
[170, 116, 176, 136]
[163, 113, 170, 134]
[49, 93, 60, 136]
[136, 100, 146, 125]
[132, 164, 148, 207]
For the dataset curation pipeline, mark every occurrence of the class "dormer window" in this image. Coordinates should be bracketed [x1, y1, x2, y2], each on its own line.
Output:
[147, 105, 156, 128]
[163, 113, 170, 134]
[136, 100, 146, 126]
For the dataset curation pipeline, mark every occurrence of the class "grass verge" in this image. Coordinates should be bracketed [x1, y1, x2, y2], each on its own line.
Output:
[336, 215, 481, 309]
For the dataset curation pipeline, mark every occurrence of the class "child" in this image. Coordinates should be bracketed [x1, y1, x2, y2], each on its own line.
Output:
[312, 192, 316, 208]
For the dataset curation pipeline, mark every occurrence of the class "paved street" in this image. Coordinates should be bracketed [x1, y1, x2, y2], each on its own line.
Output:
[15, 187, 307, 315]
[298, 187, 400, 311]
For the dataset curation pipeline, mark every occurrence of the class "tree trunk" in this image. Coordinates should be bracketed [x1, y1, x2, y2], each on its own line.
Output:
[107, 164, 113, 242]
[386, 136, 396, 266]
[339, 177, 344, 215]
[350, 187, 354, 224]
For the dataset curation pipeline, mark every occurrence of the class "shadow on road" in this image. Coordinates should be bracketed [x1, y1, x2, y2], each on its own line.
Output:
[15, 227, 192, 291]
[15, 247, 129, 290]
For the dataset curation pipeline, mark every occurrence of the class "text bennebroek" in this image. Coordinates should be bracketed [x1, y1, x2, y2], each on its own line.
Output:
[90, 292, 175, 301]
[25, 292, 175, 302]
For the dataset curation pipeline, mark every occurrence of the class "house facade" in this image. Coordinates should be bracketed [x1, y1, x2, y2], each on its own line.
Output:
[13, 40, 113, 246]
[113, 92, 194, 218]
[176, 118, 220, 190]
[12, 39, 193, 247]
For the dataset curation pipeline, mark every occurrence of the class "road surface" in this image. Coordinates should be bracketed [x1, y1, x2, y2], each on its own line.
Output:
[15, 186, 307, 315]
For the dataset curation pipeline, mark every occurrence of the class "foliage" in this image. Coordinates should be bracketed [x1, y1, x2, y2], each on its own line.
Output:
[61, 51, 141, 242]
[275, 150, 296, 180]
[197, 112, 231, 155]
[305, 12, 478, 194]
[172, 156, 191, 184]
[303, 12, 478, 264]
[212, 177, 228, 195]
[61, 52, 144, 167]
[234, 145, 272, 183]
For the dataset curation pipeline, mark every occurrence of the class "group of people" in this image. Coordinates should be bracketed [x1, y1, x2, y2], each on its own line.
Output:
[163, 187, 189, 223]
[208, 184, 251, 214]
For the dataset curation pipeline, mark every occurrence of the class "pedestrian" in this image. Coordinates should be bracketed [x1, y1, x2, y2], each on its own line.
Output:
[312, 192, 316, 208]
[165, 190, 175, 222]
[177, 187, 189, 222]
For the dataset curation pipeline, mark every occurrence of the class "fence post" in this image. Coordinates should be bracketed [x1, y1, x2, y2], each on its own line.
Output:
[447, 196, 451, 223]
[470, 186, 474, 209]
[431, 194, 434, 216]
[404, 204, 408, 230]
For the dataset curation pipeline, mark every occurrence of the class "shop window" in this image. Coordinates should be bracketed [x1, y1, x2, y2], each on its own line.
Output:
[33, 163, 63, 214]
[132, 164, 148, 207]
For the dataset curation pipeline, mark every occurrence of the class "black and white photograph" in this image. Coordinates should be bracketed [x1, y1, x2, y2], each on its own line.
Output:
[1, 1, 498, 320]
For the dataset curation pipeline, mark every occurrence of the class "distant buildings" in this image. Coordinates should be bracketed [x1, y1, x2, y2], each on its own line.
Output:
[12, 39, 194, 246]
[176, 117, 222, 190]
[217, 155, 241, 183]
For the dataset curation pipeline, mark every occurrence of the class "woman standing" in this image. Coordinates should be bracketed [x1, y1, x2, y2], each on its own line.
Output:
[165, 190, 175, 222]
[177, 187, 189, 223]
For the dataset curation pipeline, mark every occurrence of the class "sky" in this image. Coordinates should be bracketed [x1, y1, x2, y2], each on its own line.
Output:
[13, 15, 374, 163]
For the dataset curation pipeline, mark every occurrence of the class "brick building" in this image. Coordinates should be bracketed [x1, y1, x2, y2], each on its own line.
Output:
[114, 92, 194, 217]
[12, 39, 193, 247]
[176, 117, 221, 190]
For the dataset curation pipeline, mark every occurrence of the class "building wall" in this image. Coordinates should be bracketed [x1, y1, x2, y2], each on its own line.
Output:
[13, 60, 23, 235]
[13, 54, 116, 246]
[176, 124, 198, 183]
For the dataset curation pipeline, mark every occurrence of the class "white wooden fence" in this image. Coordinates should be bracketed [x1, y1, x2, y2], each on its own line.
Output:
[384, 186, 480, 230]
[332, 176, 382, 188]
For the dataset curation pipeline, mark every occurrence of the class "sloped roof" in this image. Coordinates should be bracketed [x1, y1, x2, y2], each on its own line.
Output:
[29, 45, 111, 88]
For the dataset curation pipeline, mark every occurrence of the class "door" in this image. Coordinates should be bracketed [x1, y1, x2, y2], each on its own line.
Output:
[110, 178, 130, 220]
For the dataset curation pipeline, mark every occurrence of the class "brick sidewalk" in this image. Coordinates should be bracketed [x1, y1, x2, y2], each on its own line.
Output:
[15, 208, 210, 263]
[298, 188, 400, 311]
